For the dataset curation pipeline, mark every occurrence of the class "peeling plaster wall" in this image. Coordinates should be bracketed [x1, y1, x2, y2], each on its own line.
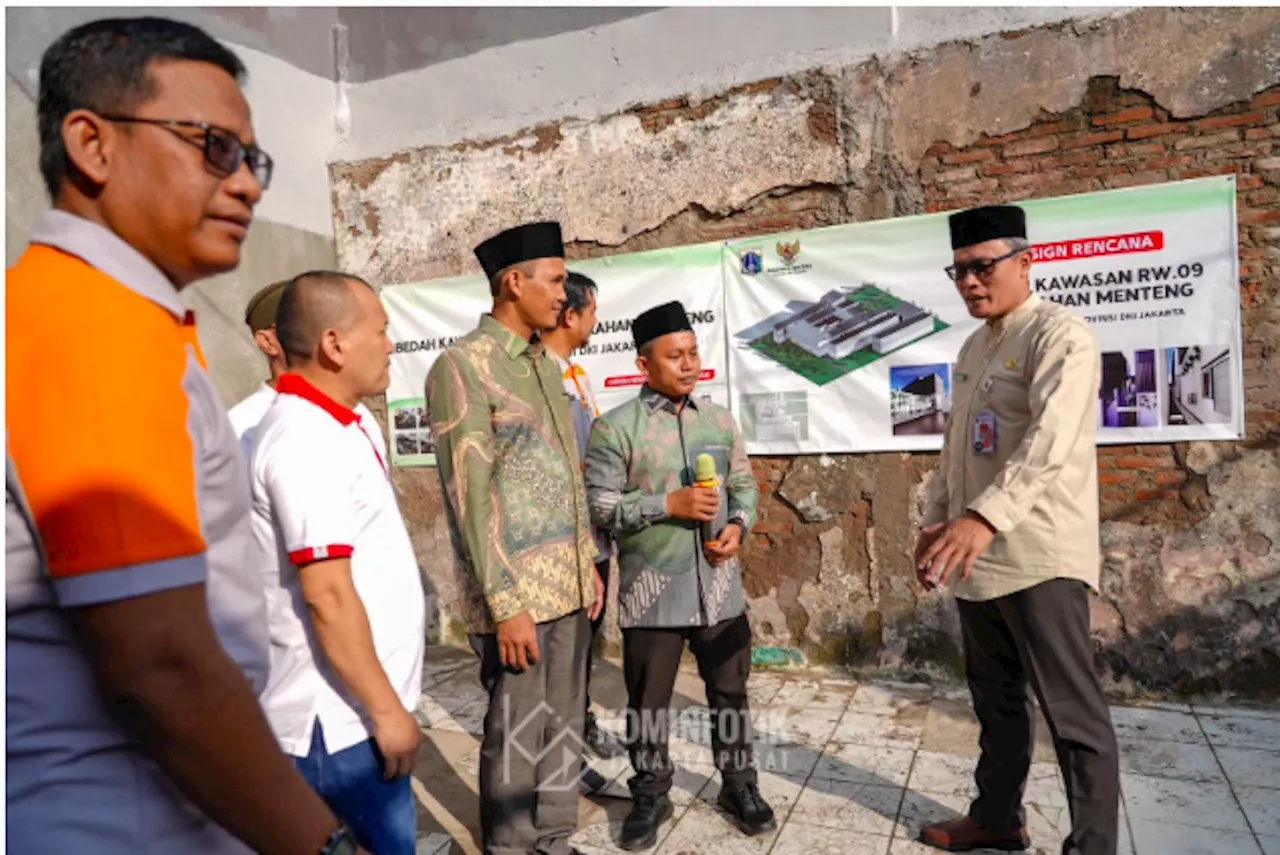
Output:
[331, 7, 1280, 699]
[331, 76, 846, 284]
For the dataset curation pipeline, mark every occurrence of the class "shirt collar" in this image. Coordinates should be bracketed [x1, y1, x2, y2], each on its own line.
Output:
[640, 383, 699, 415]
[276, 373, 359, 425]
[988, 291, 1041, 333]
[29, 210, 187, 320]
[479, 313, 543, 360]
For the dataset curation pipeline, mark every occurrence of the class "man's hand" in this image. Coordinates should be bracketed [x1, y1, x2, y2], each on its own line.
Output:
[588, 568, 606, 621]
[371, 705, 423, 779]
[914, 523, 947, 590]
[667, 486, 720, 522]
[704, 522, 743, 565]
[496, 611, 541, 671]
[916, 512, 997, 590]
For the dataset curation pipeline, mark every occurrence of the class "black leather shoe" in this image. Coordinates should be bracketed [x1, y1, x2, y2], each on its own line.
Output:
[717, 782, 777, 836]
[620, 793, 674, 850]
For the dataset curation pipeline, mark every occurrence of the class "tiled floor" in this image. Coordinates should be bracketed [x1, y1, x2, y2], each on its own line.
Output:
[409, 646, 1280, 855]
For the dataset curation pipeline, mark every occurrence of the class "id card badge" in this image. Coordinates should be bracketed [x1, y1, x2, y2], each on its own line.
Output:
[972, 410, 997, 455]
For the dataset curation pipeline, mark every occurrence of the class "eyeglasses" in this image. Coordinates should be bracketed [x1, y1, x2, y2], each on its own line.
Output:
[944, 246, 1024, 282]
[99, 115, 274, 189]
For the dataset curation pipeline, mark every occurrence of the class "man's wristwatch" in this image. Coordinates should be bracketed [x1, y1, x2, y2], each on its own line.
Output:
[320, 825, 359, 855]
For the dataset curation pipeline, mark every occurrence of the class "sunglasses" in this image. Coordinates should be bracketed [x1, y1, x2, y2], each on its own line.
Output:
[944, 246, 1025, 282]
[99, 115, 274, 189]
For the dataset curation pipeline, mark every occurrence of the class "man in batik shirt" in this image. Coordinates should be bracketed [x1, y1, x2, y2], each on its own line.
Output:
[426, 220, 603, 855]
[584, 301, 773, 851]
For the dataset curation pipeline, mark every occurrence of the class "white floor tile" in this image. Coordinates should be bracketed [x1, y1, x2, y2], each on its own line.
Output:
[1128, 819, 1262, 855]
[1215, 747, 1280, 790]
[770, 822, 891, 854]
[1121, 773, 1251, 832]
[811, 743, 916, 787]
[1199, 714, 1280, 751]
[771, 678, 857, 711]
[831, 712, 925, 750]
[759, 706, 844, 749]
[1237, 785, 1280, 838]
[907, 751, 978, 798]
[1258, 835, 1280, 855]
[1111, 707, 1206, 744]
[848, 684, 933, 717]
[789, 781, 905, 836]
[1118, 737, 1224, 782]
[1024, 800, 1070, 853]
[746, 673, 784, 708]
[1192, 704, 1280, 722]
[1022, 763, 1069, 810]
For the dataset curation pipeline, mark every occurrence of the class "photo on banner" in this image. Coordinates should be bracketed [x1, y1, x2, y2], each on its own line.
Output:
[380, 242, 727, 467]
[723, 175, 1244, 455]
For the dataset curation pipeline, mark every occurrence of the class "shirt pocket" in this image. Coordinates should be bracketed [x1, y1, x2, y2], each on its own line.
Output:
[981, 371, 1030, 418]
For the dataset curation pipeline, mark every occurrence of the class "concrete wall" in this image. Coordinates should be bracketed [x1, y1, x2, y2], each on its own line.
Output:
[5, 11, 337, 407]
[336, 6, 1125, 163]
[331, 7, 1280, 699]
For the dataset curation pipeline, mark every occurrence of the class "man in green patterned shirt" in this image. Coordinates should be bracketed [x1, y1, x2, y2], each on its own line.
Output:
[584, 301, 774, 851]
[425, 221, 603, 855]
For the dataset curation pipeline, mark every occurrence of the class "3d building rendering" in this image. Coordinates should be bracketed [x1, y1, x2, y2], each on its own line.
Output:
[770, 285, 937, 360]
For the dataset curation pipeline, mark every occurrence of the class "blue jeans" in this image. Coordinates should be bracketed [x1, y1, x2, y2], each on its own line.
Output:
[294, 721, 416, 855]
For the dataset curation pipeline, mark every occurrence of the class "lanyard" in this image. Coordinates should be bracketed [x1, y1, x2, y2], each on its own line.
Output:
[565, 363, 600, 418]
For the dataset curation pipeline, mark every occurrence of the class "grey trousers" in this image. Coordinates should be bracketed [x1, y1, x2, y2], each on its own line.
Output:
[958, 578, 1121, 855]
[470, 609, 590, 855]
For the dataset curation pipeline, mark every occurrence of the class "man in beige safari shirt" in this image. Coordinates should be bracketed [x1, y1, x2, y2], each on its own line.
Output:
[914, 205, 1119, 855]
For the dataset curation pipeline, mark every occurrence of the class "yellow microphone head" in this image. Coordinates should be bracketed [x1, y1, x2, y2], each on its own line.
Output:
[695, 453, 717, 484]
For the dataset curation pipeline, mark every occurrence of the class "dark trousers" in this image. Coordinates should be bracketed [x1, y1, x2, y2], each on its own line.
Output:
[958, 579, 1120, 855]
[585, 559, 610, 714]
[470, 610, 590, 855]
[622, 612, 755, 799]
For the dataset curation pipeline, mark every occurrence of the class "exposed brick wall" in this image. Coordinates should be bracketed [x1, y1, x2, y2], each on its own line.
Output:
[920, 76, 1279, 526]
[555, 77, 1280, 641]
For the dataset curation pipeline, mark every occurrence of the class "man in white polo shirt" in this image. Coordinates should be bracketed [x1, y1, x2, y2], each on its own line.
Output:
[228, 278, 288, 455]
[249, 270, 427, 855]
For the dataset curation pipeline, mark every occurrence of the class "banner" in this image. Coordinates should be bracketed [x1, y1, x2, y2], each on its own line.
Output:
[381, 177, 1242, 466]
[723, 176, 1243, 454]
[382, 242, 727, 466]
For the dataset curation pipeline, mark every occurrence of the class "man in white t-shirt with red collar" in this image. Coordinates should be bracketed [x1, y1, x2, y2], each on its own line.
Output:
[248, 270, 426, 855]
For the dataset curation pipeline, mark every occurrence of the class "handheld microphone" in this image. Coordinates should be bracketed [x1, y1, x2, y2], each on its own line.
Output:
[694, 453, 721, 546]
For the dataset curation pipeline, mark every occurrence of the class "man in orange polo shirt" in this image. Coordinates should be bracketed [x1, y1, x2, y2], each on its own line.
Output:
[6, 16, 359, 855]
